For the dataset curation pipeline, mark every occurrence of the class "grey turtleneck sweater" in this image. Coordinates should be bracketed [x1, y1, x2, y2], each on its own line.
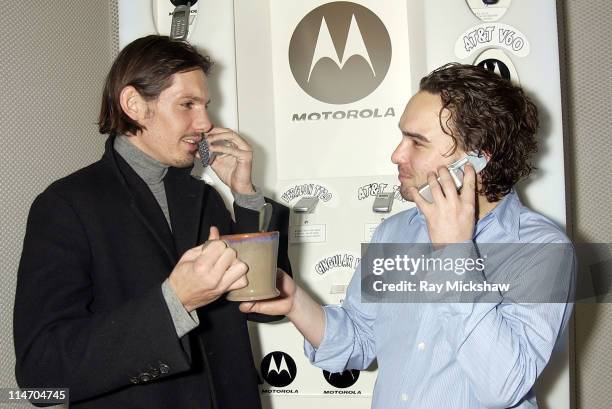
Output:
[114, 135, 265, 338]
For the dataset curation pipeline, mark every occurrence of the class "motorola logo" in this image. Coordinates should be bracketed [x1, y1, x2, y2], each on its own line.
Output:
[323, 369, 360, 388]
[289, 2, 392, 104]
[260, 352, 297, 387]
[477, 59, 511, 81]
[474, 48, 520, 84]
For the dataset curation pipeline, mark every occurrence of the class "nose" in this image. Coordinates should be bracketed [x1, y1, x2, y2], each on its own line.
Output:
[391, 139, 409, 165]
[194, 105, 213, 133]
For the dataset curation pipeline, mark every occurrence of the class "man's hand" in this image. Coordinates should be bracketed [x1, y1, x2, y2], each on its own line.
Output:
[205, 128, 255, 195]
[408, 164, 477, 246]
[239, 269, 296, 316]
[240, 270, 326, 348]
[168, 227, 249, 312]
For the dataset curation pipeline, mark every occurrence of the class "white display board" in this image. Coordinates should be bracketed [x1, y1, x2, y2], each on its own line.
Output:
[269, 0, 411, 180]
[119, 1, 570, 408]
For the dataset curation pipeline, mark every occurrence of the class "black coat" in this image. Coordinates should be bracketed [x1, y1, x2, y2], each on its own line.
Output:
[13, 135, 291, 409]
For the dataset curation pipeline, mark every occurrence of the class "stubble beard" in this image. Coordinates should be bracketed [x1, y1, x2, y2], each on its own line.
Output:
[399, 183, 415, 202]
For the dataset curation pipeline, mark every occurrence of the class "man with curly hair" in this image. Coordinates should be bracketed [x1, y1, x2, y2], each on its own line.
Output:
[242, 63, 575, 408]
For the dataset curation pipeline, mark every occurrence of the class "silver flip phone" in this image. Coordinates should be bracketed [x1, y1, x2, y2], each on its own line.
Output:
[170, 4, 191, 40]
[293, 196, 319, 214]
[372, 192, 394, 213]
[418, 152, 488, 203]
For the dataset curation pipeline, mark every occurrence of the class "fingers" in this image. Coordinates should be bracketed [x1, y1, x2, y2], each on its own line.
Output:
[427, 171, 445, 203]
[239, 301, 256, 313]
[460, 163, 477, 204]
[193, 244, 248, 292]
[208, 143, 250, 162]
[189, 240, 230, 273]
[238, 298, 286, 315]
[238, 269, 293, 315]
[222, 260, 249, 291]
[206, 127, 252, 152]
[180, 239, 226, 263]
[207, 245, 239, 276]
[436, 166, 460, 202]
[208, 226, 220, 240]
[182, 227, 219, 262]
[408, 186, 429, 211]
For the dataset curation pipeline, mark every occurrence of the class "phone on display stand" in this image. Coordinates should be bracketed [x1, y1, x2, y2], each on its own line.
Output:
[373, 192, 394, 213]
[418, 152, 488, 203]
[293, 197, 319, 214]
[170, 3, 191, 40]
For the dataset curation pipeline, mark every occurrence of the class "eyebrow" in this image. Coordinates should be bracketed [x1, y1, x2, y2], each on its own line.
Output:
[398, 124, 430, 143]
[181, 95, 211, 105]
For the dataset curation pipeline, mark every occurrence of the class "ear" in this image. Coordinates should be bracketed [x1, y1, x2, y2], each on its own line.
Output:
[119, 85, 148, 124]
[475, 151, 491, 189]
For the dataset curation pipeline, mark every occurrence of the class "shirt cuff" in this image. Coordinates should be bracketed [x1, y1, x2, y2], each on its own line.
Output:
[161, 279, 200, 338]
[232, 185, 265, 211]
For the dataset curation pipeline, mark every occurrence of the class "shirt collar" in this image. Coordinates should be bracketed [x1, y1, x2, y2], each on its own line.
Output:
[408, 203, 423, 225]
[482, 189, 522, 240]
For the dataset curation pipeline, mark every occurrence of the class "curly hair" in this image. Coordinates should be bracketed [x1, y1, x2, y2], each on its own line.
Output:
[419, 63, 539, 202]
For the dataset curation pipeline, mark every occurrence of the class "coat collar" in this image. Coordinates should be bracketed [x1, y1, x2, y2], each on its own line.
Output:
[165, 166, 207, 257]
[101, 134, 206, 264]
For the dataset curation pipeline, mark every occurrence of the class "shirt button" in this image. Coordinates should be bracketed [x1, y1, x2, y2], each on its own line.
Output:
[417, 341, 426, 351]
[401, 393, 408, 401]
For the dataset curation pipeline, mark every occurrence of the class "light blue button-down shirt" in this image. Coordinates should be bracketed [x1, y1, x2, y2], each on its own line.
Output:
[304, 190, 575, 408]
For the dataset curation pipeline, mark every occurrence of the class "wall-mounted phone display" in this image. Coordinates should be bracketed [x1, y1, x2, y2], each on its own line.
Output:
[170, 3, 191, 40]
[418, 152, 488, 203]
[293, 196, 319, 214]
[372, 192, 394, 213]
[152, 0, 199, 39]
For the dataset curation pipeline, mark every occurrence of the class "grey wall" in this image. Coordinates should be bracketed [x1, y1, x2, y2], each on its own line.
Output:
[0, 1, 116, 407]
[558, 1, 612, 408]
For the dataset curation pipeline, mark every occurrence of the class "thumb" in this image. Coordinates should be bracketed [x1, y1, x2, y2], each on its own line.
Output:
[239, 301, 256, 313]
[409, 186, 429, 212]
[208, 226, 220, 240]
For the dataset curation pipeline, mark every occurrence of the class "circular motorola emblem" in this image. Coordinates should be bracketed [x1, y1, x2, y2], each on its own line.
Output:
[260, 351, 297, 387]
[289, 1, 392, 104]
[323, 369, 360, 388]
[477, 58, 511, 80]
[474, 48, 520, 84]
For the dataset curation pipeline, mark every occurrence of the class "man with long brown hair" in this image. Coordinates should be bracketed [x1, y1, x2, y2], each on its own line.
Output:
[243, 63, 575, 408]
[14, 35, 289, 409]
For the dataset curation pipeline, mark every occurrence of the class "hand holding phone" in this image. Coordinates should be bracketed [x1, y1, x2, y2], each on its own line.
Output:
[409, 158, 482, 246]
[418, 152, 488, 203]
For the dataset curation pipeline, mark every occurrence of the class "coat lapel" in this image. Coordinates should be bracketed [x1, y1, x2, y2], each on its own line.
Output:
[102, 136, 178, 266]
[164, 167, 206, 256]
